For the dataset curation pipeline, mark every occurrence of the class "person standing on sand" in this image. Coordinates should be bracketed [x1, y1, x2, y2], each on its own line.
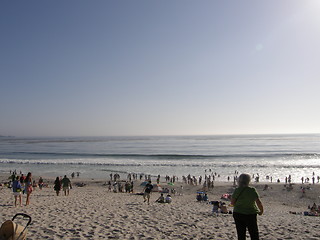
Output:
[24, 172, 33, 206]
[54, 177, 62, 196]
[20, 174, 25, 194]
[61, 175, 72, 196]
[231, 173, 264, 240]
[143, 180, 153, 204]
[12, 176, 22, 207]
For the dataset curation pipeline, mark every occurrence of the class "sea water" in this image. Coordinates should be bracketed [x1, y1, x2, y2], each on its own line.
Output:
[0, 134, 320, 183]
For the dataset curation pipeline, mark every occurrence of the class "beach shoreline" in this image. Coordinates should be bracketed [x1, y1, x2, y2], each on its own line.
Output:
[1, 134, 320, 185]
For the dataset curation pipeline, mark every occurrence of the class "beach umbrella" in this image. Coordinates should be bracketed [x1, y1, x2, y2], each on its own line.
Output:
[140, 181, 149, 186]
[152, 184, 163, 192]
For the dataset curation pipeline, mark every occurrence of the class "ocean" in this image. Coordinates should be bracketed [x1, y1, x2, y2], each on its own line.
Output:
[1, 134, 320, 183]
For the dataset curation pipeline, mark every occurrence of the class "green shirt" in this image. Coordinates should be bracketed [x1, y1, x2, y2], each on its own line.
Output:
[232, 186, 259, 214]
[61, 177, 71, 188]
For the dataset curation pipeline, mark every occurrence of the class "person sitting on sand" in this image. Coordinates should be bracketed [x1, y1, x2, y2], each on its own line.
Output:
[286, 184, 293, 191]
[38, 177, 44, 190]
[162, 187, 169, 193]
[310, 203, 318, 213]
[263, 184, 269, 191]
[212, 201, 220, 214]
[165, 194, 172, 203]
[196, 193, 203, 201]
[220, 202, 228, 214]
[32, 180, 37, 188]
[107, 181, 112, 191]
[156, 193, 165, 203]
[203, 193, 208, 202]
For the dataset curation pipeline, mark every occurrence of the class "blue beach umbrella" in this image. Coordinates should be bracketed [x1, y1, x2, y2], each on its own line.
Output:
[140, 181, 149, 186]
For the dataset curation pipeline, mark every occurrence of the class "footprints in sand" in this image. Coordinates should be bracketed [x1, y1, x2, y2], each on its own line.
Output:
[2, 185, 320, 239]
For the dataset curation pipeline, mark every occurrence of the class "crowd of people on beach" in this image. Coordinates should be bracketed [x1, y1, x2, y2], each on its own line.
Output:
[106, 180, 134, 193]
[6, 168, 320, 240]
[4, 170, 266, 239]
[6, 170, 74, 207]
[9, 171, 34, 207]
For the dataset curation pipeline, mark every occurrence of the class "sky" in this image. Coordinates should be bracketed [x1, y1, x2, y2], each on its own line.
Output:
[1, 0, 320, 137]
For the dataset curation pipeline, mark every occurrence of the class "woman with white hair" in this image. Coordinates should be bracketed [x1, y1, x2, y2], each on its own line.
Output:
[231, 173, 264, 240]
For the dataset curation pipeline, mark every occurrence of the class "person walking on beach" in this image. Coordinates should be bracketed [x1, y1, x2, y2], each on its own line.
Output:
[61, 175, 72, 196]
[20, 174, 25, 194]
[143, 180, 153, 204]
[12, 176, 23, 207]
[24, 172, 33, 206]
[231, 173, 264, 240]
[54, 177, 62, 196]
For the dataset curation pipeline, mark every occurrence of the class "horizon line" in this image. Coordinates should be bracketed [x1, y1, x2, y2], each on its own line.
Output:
[1, 132, 320, 138]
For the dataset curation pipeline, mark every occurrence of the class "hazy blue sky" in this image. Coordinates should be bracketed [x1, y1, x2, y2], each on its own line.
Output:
[1, 1, 320, 137]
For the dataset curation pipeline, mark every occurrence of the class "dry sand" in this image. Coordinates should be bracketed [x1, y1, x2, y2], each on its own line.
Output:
[1, 174, 320, 240]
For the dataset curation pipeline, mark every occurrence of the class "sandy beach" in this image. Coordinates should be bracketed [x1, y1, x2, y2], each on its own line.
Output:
[1, 174, 320, 240]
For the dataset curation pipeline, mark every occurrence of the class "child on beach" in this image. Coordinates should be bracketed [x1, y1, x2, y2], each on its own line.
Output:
[165, 194, 172, 203]
[143, 181, 153, 204]
[220, 202, 228, 214]
[155, 193, 165, 203]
